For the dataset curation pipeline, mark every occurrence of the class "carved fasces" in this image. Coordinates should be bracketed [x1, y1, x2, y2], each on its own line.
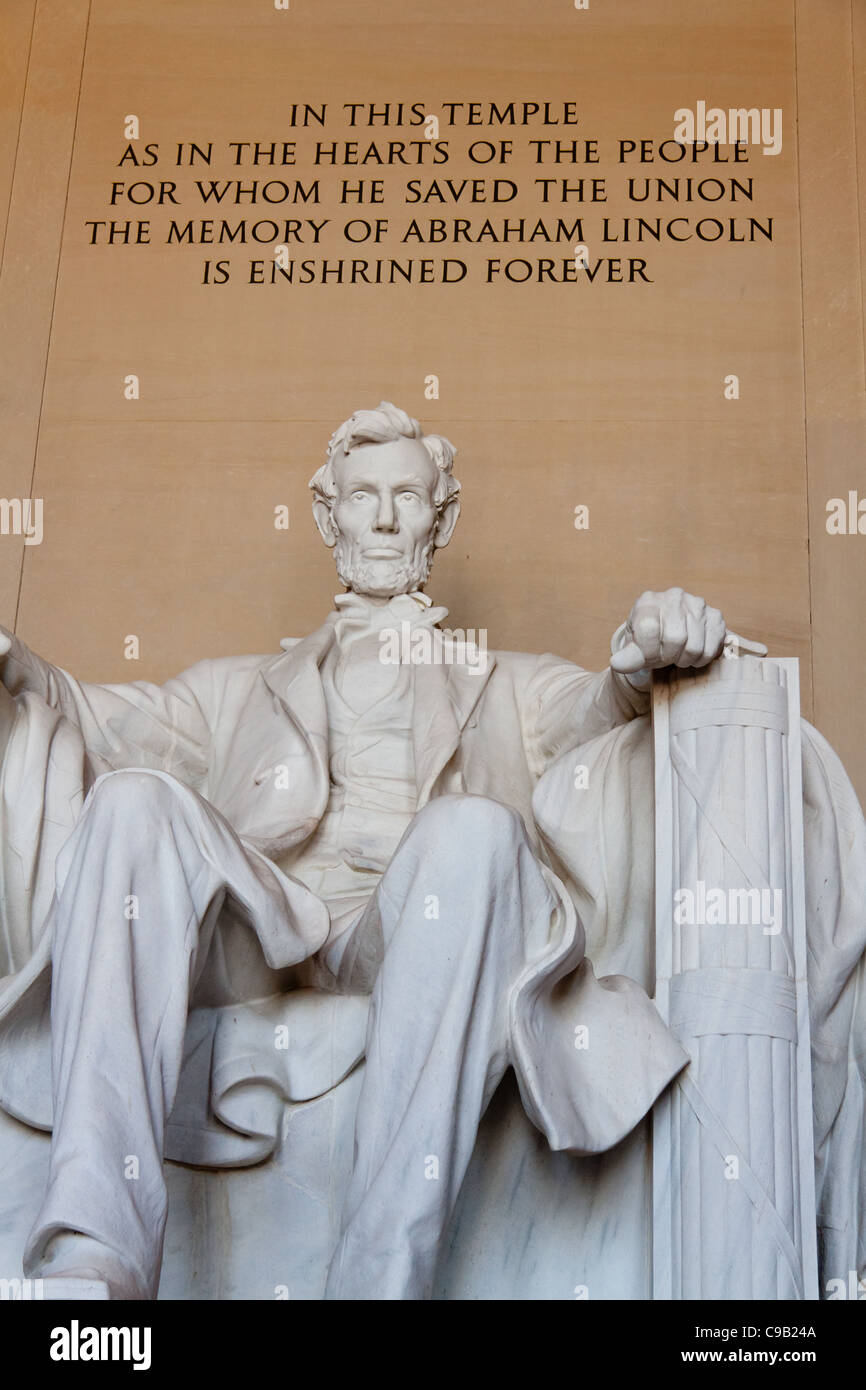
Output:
[652, 654, 818, 1300]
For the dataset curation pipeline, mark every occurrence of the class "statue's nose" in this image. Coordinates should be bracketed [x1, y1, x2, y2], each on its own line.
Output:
[374, 496, 397, 531]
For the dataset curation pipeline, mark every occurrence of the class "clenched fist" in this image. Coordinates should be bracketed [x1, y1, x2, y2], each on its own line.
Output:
[610, 587, 766, 683]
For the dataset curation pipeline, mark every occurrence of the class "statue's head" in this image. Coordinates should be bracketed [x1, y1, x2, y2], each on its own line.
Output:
[309, 401, 461, 598]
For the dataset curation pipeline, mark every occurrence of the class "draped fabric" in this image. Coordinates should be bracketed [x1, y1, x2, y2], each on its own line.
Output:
[532, 715, 866, 1287]
[2, 615, 863, 1291]
[0, 643, 685, 1170]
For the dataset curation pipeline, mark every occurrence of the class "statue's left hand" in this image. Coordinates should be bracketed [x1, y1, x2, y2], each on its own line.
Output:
[610, 587, 766, 678]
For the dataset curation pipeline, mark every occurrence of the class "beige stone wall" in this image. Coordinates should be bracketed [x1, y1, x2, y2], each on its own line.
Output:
[1, 0, 864, 801]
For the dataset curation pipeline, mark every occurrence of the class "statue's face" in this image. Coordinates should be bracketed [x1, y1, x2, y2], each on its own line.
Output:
[322, 438, 446, 597]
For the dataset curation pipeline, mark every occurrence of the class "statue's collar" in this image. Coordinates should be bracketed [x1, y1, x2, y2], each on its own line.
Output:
[264, 592, 495, 747]
[335, 587, 433, 613]
[330, 589, 449, 645]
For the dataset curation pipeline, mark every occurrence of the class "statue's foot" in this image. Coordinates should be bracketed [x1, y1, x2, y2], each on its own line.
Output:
[40, 1273, 110, 1300]
[29, 1231, 150, 1300]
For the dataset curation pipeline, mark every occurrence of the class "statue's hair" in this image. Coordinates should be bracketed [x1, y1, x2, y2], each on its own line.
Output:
[309, 401, 460, 512]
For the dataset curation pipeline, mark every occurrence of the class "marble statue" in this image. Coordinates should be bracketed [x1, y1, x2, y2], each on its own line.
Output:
[0, 401, 864, 1302]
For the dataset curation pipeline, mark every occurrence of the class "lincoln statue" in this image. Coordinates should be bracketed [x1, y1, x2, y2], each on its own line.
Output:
[0, 401, 773, 1299]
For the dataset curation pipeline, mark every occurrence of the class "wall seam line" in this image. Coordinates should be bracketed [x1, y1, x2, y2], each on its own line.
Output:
[0, 0, 37, 284]
[792, 0, 815, 725]
[14, 0, 93, 633]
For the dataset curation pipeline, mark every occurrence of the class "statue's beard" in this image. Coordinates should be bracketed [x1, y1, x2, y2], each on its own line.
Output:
[333, 535, 436, 597]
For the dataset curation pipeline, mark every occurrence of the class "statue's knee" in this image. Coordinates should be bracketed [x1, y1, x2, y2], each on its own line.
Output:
[85, 769, 187, 829]
[410, 794, 525, 851]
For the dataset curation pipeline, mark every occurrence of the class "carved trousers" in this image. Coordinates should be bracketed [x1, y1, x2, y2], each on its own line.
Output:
[23, 770, 559, 1300]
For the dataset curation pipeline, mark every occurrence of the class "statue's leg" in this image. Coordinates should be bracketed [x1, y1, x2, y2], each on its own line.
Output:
[324, 793, 558, 1301]
[22, 767, 314, 1299]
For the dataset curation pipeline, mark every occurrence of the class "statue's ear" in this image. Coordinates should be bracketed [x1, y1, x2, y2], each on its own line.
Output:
[433, 496, 460, 549]
[313, 498, 338, 548]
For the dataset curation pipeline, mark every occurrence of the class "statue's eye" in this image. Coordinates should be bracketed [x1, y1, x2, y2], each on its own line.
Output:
[350, 491, 369, 502]
[399, 492, 419, 503]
